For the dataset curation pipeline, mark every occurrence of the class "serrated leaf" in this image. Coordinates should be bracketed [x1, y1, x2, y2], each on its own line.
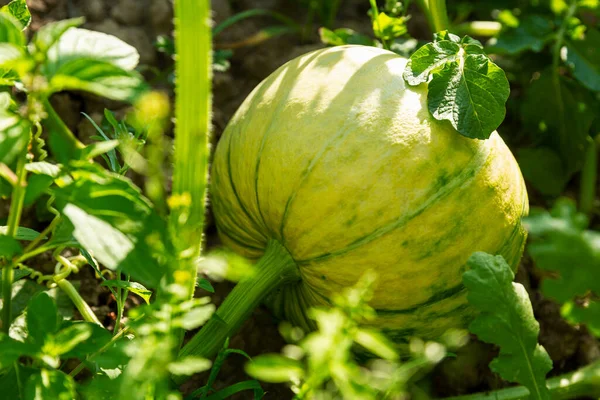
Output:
[524, 199, 600, 303]
[464, 252, 552, 399]
[564, 28, 600, 92]
[491, 15, 553, 55]
[32, 17, 84, 55]
[168, 356, 212, 376]
[0, 226, 43, 241]
[1, 0, 31, 30]
[101, 280, 152, 304]
[45, 27, 140, 74]
[0, 112, 30, 165]
[0, 13, 25, 46]
[26, 292, 59, 343]
[427, 53, 509, 139]
[245, 354, 304, 383]
[24, 369, 76, 400]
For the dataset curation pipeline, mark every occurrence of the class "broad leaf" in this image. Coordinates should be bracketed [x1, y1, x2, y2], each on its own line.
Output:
[101, 280, 152, 304]
[0, 13, 25, 45]
[491, 15, 553, 54]
[52, 165, 171, 287]
[564, 28, 600, 92]
[46, 323, 92, 356]
[60, 321, 112, 359]
[45, 27, 140, 73]
[26, 292, 59, 343]
[0, 226, 43, 241]
[403, 32, 509, 139]
[1, 0, 31, 30]
[245, 354, 305, 383]
[464, 252, 552, 399]
[48, 58, 145, 101]
[24, 369, 76, 400]
[0, 112, 30, 165]
[167, 356, 212, 376]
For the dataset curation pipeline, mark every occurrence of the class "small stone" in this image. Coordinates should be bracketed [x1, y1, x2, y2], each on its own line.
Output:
[80, 0, 106, 22]
[111, 0, 146, 26]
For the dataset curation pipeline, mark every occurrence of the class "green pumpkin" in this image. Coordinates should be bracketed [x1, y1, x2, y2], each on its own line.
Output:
[182, 45, 528, 359]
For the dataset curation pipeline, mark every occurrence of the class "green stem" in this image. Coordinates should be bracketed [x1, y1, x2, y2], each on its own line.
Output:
[23, 215, 60, 254]
[445, 359, 600, 400]
[2, 149, 29, 333]
[369, 0, 389, 49]
[176, 240, 298, 383]
[429, 0, 450, 32]
[453, 21, 502, 37]
[414, 0, 435, 33]
[70, 326, 130, 378]
[56, 279, 102, 326]
[580, 135, 597, 216]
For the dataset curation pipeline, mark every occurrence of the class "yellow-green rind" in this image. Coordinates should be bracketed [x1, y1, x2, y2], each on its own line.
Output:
[210, 45, 529, 341]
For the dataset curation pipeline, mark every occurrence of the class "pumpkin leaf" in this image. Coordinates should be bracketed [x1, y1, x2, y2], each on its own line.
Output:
[464, 252, 552, 399]
[403, 31, 510, 139]
[564, 28, 600, 92]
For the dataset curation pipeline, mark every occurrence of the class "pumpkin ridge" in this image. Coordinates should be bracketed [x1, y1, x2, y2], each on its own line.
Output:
[297, 142, 493, 264]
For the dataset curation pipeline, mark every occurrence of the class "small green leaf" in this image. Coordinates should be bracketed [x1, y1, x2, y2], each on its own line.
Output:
[404, 32, 510, 139]
[0, 13, 25, 45]
[1, 0, 31, 30]
[372, 12, 407, 41]
[46, 323, 92, 356]
[167, 356, 212, 376]
[464, 252, 552, 399]
[0, 267, 31, 287]
[24, 369, 76, 400]
[24, 174, 55, 206]
[0, 226, 43, 241]
[0, 235, 22, 258]
[319, 27, 376, 47]
[197, 277, 215, 293]
[26, 292, 59, 343]
[60, 322, 112, 359]
[26, 161, 62, 177]
[101, 280, 152, 304]
[353, 328, 398, 360]
[81, 140, 120, 160]
[32, 17, 84, 55]
[0, 42, 24, 66]
[245, 354, 305, 383]
[564, 28, 600, 92]
[491, 15, 553, 55]
[181, 304, 216, 330]
[0, 112, 30, 166]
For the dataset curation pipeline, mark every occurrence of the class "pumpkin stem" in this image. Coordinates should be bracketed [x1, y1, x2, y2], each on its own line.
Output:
[176, 239, 299, 374]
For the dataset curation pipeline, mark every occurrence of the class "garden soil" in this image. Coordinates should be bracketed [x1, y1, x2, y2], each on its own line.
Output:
[4, 0, 598, 398]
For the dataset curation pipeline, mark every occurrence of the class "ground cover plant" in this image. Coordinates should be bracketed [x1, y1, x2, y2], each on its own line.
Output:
[0, 0, 600, 399]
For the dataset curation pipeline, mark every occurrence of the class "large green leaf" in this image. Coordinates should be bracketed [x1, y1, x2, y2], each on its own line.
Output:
[26, 292, 59, 343]
[403, 32, 510, 139]
[52, 165, 171, 287]
[32, 17, 84, 55]
[464, 252, 552, 399]
[0, 112, 30, 165]
[491, 15, 553, 55]
[564, 28, 600, 92]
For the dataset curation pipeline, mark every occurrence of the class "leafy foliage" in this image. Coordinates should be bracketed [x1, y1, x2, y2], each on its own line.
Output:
[403, 31, 510, 139]
[464, 253, 553, 399]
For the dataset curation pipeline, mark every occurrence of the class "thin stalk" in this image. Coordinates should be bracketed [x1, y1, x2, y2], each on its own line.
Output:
[428, 0, 450, 32]
[2, 149, 29, 333]
[170, 0, 212, 298]
[175, 240, 299, 384]
[414, 0, 435, 33]
[56, 279, 102, 326]
[70, 326, 130, 378]
[580, 135, 597, 216]
[369, 0, 389, 49]
[445, 358, 600, 400]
